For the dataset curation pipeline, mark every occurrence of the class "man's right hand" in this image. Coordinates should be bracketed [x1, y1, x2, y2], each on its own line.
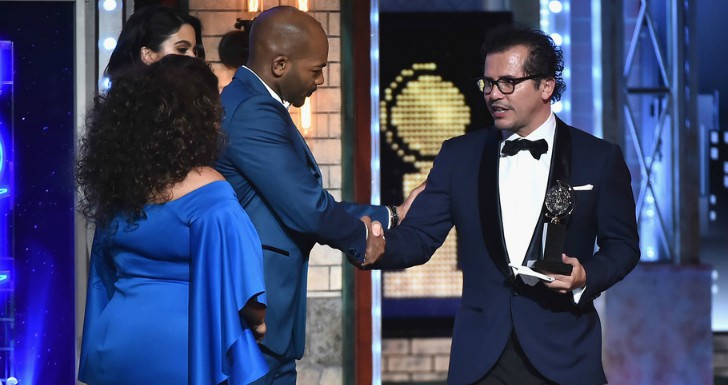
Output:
[360, 216, 385, 268]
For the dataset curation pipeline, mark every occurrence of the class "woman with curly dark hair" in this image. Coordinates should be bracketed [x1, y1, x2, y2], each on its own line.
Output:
[77, 55, 268, 385]
[105, 5, 205, 84]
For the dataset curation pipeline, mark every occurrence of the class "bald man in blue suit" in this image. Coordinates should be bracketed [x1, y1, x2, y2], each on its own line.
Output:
[365, 25, 640, 385]
[215, 6, 419, 385]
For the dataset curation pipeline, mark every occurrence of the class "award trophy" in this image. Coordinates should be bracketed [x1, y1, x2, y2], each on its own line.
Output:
[533, 180, 574, 275]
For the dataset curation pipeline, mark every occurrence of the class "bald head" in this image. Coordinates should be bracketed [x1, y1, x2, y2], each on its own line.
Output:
[246, 6, 328, 107]
[249, 6, 326, 65]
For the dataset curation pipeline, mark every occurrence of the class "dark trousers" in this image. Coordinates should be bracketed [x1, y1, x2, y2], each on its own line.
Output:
[475, 334, 557, 385]
[249, 343, 298, 385]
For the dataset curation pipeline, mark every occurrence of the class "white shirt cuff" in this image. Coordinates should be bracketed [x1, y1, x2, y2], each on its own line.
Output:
[572, 286, 586, 304]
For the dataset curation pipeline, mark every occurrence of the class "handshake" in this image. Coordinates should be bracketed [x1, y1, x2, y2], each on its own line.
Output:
[351, 182, 425, 269]
[355, 216, 386, 269]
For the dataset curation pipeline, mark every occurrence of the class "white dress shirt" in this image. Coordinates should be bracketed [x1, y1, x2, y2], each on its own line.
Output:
[498, 113, 585, 302]
[241, 66, 291, 108]
[499, 113, 556, 268]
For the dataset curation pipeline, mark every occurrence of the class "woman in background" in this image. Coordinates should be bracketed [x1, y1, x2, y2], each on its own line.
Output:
[77, 55, 267, 385]
[105, 5, 205, 83]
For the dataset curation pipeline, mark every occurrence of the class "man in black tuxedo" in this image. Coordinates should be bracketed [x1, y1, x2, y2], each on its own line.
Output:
[364, 25, 640, 385]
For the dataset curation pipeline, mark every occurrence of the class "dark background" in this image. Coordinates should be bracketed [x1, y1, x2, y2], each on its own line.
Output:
[379, 11, 511, 213]
[0, 2, 77, 384]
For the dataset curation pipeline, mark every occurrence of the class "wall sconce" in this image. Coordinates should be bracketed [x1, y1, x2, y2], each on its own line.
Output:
[235, 0, 309, 29]
[235, 0, 262, 29]
[247, 0, 262, 12]
[300, 98, 311, 135]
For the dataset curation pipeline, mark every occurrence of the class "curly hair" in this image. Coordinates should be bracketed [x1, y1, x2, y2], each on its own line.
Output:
[480, 24, 566, 103]
[77, 55, 222, 227]
[106, 5, 205, 82]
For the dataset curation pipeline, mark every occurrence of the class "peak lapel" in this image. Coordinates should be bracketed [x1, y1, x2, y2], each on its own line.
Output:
[478, 130, 511, 279]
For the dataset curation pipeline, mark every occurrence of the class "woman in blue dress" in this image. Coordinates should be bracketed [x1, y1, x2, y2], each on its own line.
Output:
[76, 55, 268, 385]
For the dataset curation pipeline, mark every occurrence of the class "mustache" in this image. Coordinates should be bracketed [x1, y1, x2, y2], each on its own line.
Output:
[489, 102, 510, 110]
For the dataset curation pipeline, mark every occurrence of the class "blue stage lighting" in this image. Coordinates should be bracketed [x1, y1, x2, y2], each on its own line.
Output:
[540, 0, 571, 122]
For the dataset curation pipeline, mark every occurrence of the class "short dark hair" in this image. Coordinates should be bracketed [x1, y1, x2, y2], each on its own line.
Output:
[218, 29, 250, 68]
[106, 5, 205, 81]
[78, 55, 223, 227]
[480, 24, 566, 102]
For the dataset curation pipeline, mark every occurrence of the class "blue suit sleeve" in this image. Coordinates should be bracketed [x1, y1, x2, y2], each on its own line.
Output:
[223, 95, 388, 256]
[580, 144, 640, 304]
[374, 140, 456, 269]
[188, 200, 268, 385]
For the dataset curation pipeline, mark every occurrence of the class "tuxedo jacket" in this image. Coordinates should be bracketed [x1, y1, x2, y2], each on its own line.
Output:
[375, 118, 640, 385]
[216, 68, 389, 358]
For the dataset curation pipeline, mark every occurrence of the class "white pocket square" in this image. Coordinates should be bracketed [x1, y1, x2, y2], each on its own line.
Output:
[573, 184, 593, 191]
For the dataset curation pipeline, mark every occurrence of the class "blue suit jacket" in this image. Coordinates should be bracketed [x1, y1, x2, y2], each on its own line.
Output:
[216, 67, 389, 358]
[374, 119, 640, 385]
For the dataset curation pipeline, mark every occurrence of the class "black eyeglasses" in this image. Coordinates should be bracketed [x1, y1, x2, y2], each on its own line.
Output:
[474, 74, 547, 95]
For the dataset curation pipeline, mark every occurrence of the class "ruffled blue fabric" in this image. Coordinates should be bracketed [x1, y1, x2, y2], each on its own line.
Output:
[79, 181, 268, 385]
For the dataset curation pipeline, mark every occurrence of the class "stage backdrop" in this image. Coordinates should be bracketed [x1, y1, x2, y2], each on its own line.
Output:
[0, 3, 77, 384]
[378, 12, 511, 334]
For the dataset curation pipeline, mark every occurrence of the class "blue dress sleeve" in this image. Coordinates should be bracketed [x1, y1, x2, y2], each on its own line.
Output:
[78, 228, 116, 382]
[188, 198, 268, 385]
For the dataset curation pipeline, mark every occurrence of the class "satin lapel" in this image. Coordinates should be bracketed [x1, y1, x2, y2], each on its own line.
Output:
[521, 118, 573, 265]
[549, 118, 572, 191]
[478, 129, 511, 279]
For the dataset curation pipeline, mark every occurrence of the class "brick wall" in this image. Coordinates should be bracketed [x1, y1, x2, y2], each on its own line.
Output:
[382, 337, 450, 383]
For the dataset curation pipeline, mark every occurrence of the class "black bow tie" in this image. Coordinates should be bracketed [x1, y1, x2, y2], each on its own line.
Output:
[501, 138, 548, 160]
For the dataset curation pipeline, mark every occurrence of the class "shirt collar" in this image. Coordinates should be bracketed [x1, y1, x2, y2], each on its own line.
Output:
[502, 111, 556, 149]
[242, 66, 292, 109]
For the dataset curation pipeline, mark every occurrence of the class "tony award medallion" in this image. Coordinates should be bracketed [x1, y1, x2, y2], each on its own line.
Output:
[533, 180, 575, 275]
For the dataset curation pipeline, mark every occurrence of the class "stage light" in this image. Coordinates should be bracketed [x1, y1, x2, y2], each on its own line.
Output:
[371, 2, 382, 384]
[99, 76, 112, 92]
[549, 1, 563, 13]
[645, 247, 656, 259]
[102, 37, 116, 51]
[0, 132, 3, 176]
[540, 0, 571, 120]
[6, 377, 18, 385]
[591, 0, 602, 138]
[97, 0, 122, 92]
[550, 33, 563, 46]
[102, 0, 117, 11]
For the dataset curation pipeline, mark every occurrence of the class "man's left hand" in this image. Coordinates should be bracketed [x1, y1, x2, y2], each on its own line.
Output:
[544, 253, 586, 294]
